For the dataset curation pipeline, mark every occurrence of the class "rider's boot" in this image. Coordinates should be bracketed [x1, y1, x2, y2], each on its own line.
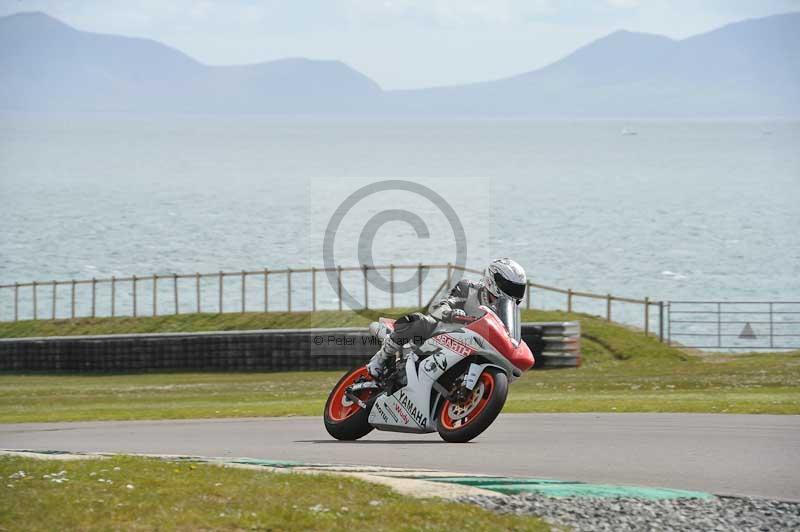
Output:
[366, 336, 401, 378]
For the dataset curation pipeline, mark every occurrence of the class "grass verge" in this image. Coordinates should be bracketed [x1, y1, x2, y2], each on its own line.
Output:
[0, 454, 548, 531]
[0, 309, 798, 422]
[0, 310, 381, 338]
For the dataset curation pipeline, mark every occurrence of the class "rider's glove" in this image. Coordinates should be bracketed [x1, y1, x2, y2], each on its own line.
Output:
[445, 309, 467, 323]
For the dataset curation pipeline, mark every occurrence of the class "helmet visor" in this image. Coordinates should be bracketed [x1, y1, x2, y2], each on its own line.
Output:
[493, 272, 526, 300]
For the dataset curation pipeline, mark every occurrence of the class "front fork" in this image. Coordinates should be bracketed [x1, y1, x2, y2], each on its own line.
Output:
[463, 363, 484, 390]
[345, 379, 379, 409]
[432, 362, 507, 417]
[439, 362, 483, 404]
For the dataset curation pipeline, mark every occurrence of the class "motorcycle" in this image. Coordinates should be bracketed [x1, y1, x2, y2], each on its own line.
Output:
[323, 295, 534, 443]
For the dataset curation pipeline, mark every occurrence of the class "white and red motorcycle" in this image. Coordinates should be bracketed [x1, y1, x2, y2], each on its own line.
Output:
[323, 296, 534, 443]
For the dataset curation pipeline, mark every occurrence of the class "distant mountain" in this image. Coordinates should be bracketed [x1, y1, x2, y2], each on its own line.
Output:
[0, 12, 381, 113]
[1, 11, 798, 117]
[389, 13, 800, 117]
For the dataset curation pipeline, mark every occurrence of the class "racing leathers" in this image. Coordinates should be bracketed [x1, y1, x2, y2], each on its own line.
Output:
[366, 279, 493, 378]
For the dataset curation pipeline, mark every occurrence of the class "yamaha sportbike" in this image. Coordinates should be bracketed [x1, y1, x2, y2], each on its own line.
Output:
[323, 296, 534, 443]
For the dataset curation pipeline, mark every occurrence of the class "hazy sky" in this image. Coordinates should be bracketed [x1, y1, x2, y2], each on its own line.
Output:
[3, 0, 798, 89]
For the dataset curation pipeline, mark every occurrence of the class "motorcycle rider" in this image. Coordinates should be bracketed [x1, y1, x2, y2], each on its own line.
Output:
[366, 258, 527, 378]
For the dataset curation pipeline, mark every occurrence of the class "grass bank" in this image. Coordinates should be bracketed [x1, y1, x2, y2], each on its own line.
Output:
[0, 309, 379, 338]
[0, 309, 798, 422]
[0, 455, 547, 531]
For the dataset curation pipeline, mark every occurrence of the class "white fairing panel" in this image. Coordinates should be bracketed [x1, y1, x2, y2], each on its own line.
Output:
[367, 328, 500, 433]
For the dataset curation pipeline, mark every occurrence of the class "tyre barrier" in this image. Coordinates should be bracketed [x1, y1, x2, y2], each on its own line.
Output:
[522, 321, 581, 369]
[0, 322, 580, 373]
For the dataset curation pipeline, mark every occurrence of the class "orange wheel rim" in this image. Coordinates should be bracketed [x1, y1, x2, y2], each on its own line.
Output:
[439, 372, 495, 430]
[328, 367, 374, 422]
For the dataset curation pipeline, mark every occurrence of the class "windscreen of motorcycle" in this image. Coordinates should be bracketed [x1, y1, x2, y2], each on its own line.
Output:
[494, 295, 522, 343]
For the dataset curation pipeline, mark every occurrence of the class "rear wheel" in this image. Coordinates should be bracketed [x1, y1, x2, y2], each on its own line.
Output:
[324, 367, 378, 441]
[436, 367, 508, 443]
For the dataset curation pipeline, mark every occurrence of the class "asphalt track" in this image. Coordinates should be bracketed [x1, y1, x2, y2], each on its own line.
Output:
[2, 413, 798, 501]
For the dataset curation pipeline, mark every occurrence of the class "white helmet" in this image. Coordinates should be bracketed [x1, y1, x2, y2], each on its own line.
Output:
[483, 258, 527, 301]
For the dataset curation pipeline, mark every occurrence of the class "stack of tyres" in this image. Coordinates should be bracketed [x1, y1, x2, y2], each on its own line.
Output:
[522, 321, 581, 368]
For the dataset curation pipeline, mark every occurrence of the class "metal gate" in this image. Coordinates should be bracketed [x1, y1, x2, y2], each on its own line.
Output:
[667, 301, 800, 350]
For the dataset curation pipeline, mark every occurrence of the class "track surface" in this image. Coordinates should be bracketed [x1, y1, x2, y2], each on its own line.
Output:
[2, 413, 798, 501]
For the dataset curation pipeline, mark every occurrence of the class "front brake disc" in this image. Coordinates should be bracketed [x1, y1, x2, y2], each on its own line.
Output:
[446, 381, 485, 421]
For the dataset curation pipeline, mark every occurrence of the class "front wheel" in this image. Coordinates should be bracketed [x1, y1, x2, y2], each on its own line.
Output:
[324, 367, 377, 441]
[436, 367, 508, 443]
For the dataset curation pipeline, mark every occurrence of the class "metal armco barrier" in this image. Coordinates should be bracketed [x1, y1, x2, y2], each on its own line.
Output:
[0, 322, 580, 373]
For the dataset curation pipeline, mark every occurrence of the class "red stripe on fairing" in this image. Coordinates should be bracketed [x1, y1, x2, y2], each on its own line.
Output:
[466, 312, 535, 371]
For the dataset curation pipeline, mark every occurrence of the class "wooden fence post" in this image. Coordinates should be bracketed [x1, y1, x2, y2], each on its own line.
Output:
[241, 271, 246, 313]
[218, 271, 223, 314]
[111, 276, 116, 317]
[417, 263, 423, 307]
[567, 289, 573, 313]
[667, 302, 672, 345]
[606, 294, 612, 321]
[33, 281, 38, 320]
[526, 283, 531, 310]
[52, 281, 57, 320]
[91, 278, 97, 318]
[287, 269, 292, 312]
[132, 275, 137, 317]
[658, 301, 664, 342]
[173, 274, 179, 315]
[644, 296, 650, 336]
[152, 274, 157, 316]
[195, 273, 201, 313]
[337, 266, 343, 311]
[311, 267, 317, 312]
[769, 302, 774, 349]
[13, 282, 18, 322]
[70, 279, 76, 319]
[389, 264, 395, 309]
[362, 264, 368, 309]
[264, 268, 269, 312]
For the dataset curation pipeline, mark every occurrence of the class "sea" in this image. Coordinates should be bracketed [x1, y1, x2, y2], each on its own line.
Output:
[1, 114, 798, 327]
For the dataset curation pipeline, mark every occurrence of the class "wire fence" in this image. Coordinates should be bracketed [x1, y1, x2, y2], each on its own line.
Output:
[0, 263, 666, 339]
[667, 301, 800, 349]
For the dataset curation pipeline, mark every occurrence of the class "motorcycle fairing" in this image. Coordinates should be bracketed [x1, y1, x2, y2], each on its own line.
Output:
[367, 327, 501, 433]
[366, 302, 533, 434]
[466, 310, 534, 373]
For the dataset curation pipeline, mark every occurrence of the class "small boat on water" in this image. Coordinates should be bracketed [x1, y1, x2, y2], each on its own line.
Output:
[621, 127, 637, 136]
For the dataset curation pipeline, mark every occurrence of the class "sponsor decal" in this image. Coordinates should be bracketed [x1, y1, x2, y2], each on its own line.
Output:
[384, 401, 400, 422]
[374, 402, 391, 424]
[398, 390, 428, 428]
[394, 403, 410, 425]
[433, 334, 474, 357]
[423, 350, 448, 373]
